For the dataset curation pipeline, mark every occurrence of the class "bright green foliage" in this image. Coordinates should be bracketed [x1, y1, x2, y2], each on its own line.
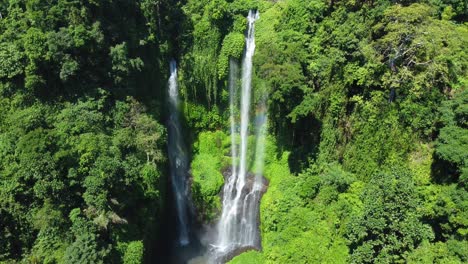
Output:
[218, 32, 245, 79]
[1, 0, 467, 263]
[188, 0, 467, 262]
[343, 92, 413, 179]
[346, 170, 433, 263]
[191, 131, 229, 221]
[419, 184, 467, 242]
[233, 148, 350, 263]
[230, 250, 264, 264]
[184, 103, 223, 131]
[407, 240, 468, 263]
[123, 241, 144, 264]
[409, 143, 434, 185]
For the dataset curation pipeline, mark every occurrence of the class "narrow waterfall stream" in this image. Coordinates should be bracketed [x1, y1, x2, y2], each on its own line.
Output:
[210, 10, 267, 263]
[167, 59, 191, 246]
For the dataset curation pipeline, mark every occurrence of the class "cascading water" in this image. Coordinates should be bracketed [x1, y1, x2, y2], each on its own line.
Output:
[229, 58, 239, 187]
[240, 95, 268, 246]
[167, 59, 190, 246]
[215, 58, 240, 251]
[212, 10, 266, 262]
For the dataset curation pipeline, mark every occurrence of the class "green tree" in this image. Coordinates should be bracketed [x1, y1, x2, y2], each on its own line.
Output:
[347, 169, 433, 263]
[123, 241, 144, 264]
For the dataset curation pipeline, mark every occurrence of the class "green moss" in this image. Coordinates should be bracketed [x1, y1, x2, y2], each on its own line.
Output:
[218, 32, 245, 79]
[192, 153, 224, 197]
[229, 250, 265, 264]
[191, 131, 230, 221]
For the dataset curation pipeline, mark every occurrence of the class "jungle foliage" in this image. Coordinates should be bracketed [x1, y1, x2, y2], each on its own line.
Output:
[0, 0, 177, 263]
[0, 0, 467, 263]
[183, 0, 467, 263]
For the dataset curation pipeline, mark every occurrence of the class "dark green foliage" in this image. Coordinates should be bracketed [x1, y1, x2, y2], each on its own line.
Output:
[0, 93, 166, 262]
[63, 232, 108, 264]
[0, 0, 173, 262]
[434, 90, 468, 185]
[437, 126, 467, 167]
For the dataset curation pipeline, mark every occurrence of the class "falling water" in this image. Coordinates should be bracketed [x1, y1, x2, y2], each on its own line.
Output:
[229, 58, 239, 188]
[236, 11, 258, 241]
[215, 58, 240, 252]
[212, 10, 265, 261]
[167, 59, 190, 246]
[239, 97, 268, 246]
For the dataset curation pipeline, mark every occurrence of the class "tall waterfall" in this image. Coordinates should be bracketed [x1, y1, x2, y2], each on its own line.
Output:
[217, 58, 239, 249]
[213, 10, 265, 261]
[167, 59, 190, 246]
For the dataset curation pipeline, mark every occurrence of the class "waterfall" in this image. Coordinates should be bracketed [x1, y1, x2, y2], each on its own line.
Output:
[215, 58, 240, 250]
[240, 96, 268, 246]
[213, 10, 265, 261]
[167, 59, 190, 246]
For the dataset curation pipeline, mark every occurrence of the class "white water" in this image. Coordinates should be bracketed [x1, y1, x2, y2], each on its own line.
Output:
[213, 10, 264, 260]
[167, 60, 190, 246]
[240, 97, 267, 246]
[215, 58, 240, 250]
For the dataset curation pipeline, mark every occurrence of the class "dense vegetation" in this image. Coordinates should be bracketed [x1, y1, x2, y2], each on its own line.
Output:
[0, 0, 467, 264]
[0, 0, 177, 262]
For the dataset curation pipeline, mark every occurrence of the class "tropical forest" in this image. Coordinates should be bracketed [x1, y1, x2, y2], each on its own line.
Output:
[0, 0, 467, 263]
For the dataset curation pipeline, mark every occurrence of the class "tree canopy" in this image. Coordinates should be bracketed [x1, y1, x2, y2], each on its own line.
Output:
[0, 0, 466, 263]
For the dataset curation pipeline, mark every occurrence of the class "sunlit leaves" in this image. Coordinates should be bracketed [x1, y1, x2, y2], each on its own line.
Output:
[347, 170, 433, 263]
[0, 43, 24, 79]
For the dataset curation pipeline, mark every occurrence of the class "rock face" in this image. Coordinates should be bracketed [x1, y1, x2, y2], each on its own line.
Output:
[221, 166, 269, 202]
[214, 245, 259, 264]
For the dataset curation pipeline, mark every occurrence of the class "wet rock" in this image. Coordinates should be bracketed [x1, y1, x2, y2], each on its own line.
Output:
[215, 245, 258, 263]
